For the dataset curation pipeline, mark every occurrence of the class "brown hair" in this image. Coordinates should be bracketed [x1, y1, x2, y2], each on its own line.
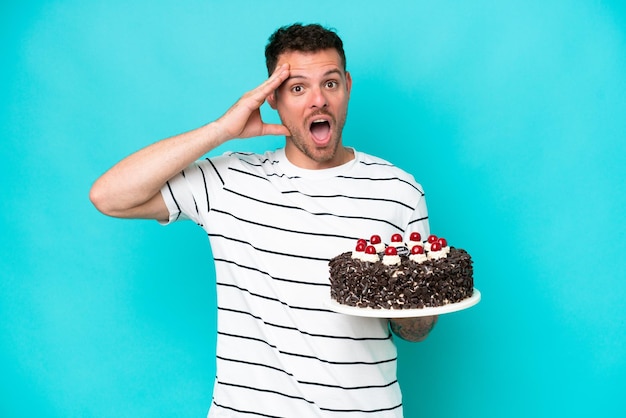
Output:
[265, 23, 346, 75]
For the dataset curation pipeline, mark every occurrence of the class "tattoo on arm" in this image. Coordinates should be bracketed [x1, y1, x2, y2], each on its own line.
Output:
[389, 316, 438, 342]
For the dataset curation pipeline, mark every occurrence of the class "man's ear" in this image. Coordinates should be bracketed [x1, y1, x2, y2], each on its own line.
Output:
[346, 71, 352, 97]
[267, 92, 277, 109]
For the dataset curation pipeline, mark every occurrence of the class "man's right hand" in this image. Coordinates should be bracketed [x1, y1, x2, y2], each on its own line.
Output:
[213, 63, 291, 141]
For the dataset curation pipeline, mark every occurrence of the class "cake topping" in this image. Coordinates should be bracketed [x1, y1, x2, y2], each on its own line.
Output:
[349, 232, 452, 263]
[428, 240, 448, 260]
[424, 234, 438, 251]
[382, 246, 401, 266]
[411, 244, 425, 254]
[409, 244, 428, 263]
[405, 231, 423, 252]
[438, 237, 451, 255]
[351, 241, 367, 260]
[385, 246, 397, 255]
[391, 234, 408, 250]
[369, 234, 385, 253]
[362, 245, 380, 263]
[409, 232, 422, 242]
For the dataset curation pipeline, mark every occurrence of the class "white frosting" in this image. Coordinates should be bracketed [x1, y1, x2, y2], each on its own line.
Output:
[427, 250, 448, 260]
[405, 241, 421, 249]
[362, 252, 379, 263]
[371, 242, 385, 253]
[409, 253, 428, 264]
[351, 250, 365, 260]
[382, 255, 401, 266]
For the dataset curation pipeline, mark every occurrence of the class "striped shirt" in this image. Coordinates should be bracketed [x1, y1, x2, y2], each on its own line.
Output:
[161, 147, 429, 417]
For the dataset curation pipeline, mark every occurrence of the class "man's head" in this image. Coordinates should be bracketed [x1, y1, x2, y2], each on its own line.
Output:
[265, 23, 346, 75]
[265, 24, 353, 170]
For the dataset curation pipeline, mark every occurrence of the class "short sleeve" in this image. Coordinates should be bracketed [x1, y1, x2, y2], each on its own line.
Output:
[158, 155, 232, 226]
[159, 176, 191, 225]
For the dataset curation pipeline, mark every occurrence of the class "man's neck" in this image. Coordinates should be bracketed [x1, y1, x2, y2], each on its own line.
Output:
[284, 144, 355, 170]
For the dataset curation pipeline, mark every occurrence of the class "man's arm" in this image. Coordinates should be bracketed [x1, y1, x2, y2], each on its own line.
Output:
[389, 315, 438, 342]
[89, 64, 291, 221]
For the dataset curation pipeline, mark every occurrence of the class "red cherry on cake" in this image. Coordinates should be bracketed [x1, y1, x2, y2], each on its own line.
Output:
[430, 241, 442, 251]
[355, 242, 366, 252]
[391, 233, 403, 243]
[370, 235, 382, 245]
[365, 245, 377, 255]
[411, 245, 424, 254]
[356, 238, 367, 247]
[438, 237, 448, 247]
[384, 246, 398, 256]
[409, 232, 421, 242]
[427, 234, 438, 244]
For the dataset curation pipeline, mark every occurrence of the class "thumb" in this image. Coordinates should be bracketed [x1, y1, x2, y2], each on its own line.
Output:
[262, 123, 291, 137]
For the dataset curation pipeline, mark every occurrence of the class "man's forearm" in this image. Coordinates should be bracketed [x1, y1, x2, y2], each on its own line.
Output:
[89, 122, 226, 218]
[389, 315, 438, 342]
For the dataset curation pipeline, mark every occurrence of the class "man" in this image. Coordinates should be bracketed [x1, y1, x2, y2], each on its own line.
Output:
[91, 23, 437, 417]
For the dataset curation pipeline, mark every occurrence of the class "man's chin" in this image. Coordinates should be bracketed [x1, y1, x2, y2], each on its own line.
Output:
[286, 134, 342, 164]
[308, 144, 344, 164]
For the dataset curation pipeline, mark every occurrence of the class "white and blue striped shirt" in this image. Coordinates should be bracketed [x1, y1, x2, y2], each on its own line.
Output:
[162, 147, 429, 417]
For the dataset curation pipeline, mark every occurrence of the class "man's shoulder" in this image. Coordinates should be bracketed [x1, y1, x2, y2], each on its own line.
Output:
[356, 151, 396, 167]
[354, 150, 415, 178]
[204, 150, 277, 168]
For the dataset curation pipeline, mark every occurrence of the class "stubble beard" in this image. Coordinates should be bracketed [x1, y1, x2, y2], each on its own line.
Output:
[285, 109, 349, 165]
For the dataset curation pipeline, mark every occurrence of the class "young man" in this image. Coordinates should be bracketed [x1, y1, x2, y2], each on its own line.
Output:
[91, 23, 437, 417]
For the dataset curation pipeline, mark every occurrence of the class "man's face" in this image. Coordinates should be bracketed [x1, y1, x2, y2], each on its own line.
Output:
[268, 49, 352, 169]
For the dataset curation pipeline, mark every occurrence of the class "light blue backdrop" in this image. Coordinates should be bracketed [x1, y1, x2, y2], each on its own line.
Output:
[2, 1, 625, 417]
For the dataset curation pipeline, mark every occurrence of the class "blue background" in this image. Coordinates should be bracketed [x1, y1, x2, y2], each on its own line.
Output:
[2, 1, 625, 417]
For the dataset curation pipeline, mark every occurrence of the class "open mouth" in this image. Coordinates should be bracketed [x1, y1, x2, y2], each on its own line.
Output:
[310, 119, 331, 144]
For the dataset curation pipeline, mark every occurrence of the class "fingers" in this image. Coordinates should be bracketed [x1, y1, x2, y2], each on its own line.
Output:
[266, 63, 290, 90]
[262, 123, 291, 137]
[215, 64, 291, 141]
[249, 63, 290, 104]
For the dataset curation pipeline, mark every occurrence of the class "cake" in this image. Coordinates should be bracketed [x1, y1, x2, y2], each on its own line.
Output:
[328, 233, 474, 310]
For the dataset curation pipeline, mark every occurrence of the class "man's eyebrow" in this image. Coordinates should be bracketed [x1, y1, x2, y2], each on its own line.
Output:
[286, 74, 307, 81]
[322, 68, 343, 78]
[286, 68, 344, 81]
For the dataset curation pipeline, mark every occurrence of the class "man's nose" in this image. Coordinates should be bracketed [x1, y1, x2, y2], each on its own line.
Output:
[309, 86, 328, 108]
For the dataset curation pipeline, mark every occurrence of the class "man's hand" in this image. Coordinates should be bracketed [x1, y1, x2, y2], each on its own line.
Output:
[214, 63, 292, 141]
[389, 315, 438, 342]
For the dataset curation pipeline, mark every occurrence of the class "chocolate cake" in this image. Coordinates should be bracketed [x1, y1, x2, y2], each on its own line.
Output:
[328, 233, 474, 310]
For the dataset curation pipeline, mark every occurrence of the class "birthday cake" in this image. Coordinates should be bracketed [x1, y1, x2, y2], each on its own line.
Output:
[328, 233, 474, 310]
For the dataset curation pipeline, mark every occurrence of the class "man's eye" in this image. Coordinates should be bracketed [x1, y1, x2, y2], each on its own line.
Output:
[292, 85, 303, 93]
[326, 81, 338, 88]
